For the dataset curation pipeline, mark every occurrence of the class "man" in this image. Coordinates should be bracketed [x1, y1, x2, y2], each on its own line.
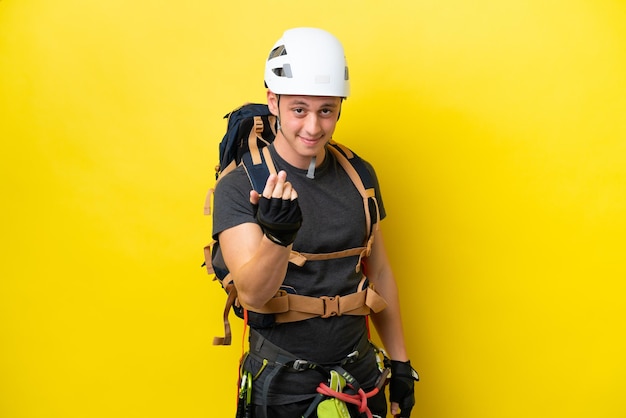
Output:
[213, 27, 417, 417]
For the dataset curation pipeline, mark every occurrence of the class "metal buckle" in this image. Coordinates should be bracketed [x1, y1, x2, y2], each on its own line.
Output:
[291, 359, 310, 371]
[344, 350, 359, 365]
[320, 295, 341, 318]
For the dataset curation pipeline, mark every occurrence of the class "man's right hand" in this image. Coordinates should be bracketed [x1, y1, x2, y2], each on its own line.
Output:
[250, 171, 302, 247]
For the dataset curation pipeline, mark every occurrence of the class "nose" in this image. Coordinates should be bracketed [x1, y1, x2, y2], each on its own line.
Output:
[303, 113, 323, 138]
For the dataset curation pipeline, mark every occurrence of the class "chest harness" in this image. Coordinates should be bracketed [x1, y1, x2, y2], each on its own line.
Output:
[205, 139, 388, 346]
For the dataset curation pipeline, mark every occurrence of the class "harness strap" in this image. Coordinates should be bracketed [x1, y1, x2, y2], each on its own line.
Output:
[248, 116, 263, 165]
[213, 275, 388, 345]
[258, 353, 292, 418]
[241, 284, 387, 323]
[250, 330, 328, 418]
[248, 329, 375, 418]
[212, 276, 237, 346]
[288, 243, 373, 273]
[212, 284, 387, 346]
[327, 143, 380, 239]
[209, 140, 385, 345]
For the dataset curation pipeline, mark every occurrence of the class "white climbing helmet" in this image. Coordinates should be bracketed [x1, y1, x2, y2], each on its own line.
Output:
[264, 27, 350, 97]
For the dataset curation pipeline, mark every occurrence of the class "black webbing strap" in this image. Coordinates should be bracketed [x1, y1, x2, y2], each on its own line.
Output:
[258, 353, 300, 418]
[248, 329, 372, 418]
[250, 330, 326, 418]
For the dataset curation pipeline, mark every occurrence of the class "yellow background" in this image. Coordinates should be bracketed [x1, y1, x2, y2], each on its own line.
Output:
[1, 0, 625, 417]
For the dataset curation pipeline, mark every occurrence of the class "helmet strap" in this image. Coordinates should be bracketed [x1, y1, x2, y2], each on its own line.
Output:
[275, 94, 283, 133]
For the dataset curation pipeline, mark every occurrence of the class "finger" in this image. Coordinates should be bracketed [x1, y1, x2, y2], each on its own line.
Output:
[290, 186, 298, 200]
[281, 181, 293, 200]
[271, 171, 287, 199]
[262, 173, 278, 198]
[249, 190, 260, 206]
[391, 402, 400, 416]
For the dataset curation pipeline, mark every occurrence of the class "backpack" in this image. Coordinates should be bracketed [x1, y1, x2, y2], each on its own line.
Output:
[203, 103, 387, 345]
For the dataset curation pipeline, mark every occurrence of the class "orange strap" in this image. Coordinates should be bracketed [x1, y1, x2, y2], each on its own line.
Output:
[212, 280, 387, 346]
[212, 277, 236, 346]
[240, 283, 388, 324]
[209, 139, 384, 345]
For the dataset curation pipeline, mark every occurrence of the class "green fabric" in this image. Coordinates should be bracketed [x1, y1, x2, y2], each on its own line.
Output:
[317, 398, 350, 418]
[317, 370, 350, 418]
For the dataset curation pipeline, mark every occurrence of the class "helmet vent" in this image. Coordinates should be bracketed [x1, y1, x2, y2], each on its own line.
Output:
[272, 63, 292, 78]
[268, 45, 287, 60]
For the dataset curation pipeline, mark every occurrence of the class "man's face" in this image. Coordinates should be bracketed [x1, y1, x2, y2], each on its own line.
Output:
[268, 92, 342, 169]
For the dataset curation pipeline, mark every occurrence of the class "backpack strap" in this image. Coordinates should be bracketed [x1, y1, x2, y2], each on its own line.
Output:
[327, 141, 381, 242]
[239, 276, 387, 323]
[204, 107, 276, 215]
[242, 146, 277, 193]
[212, 141, 385, 343]
[288, 142, 380, 272]
[212, 275, 237, 346]
[239, 141, 379, 273]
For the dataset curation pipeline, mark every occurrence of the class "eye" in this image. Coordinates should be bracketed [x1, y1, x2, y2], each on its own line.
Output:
[293, 107, 305, 115]
[319, 108, 335, 117]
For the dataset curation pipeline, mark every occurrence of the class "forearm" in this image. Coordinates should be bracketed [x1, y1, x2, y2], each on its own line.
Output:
[218, 218, 293, 310]
[371, 273, 409, 361]
[232, 236, 292, 310]
[230, 170, 300, 309]
[367, 228, 410, 361]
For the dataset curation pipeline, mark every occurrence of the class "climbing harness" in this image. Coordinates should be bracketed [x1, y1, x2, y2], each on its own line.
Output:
[235, 329, 390, 418]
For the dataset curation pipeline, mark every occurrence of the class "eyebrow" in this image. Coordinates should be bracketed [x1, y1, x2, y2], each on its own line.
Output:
[290, 100, 339, 108]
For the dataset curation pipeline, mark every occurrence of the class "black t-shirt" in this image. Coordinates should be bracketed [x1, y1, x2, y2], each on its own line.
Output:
[212, 144, 387, 404]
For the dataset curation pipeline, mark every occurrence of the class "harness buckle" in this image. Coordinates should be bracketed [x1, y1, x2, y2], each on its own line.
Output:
[346, 350, 359, 363]
[292, 359, 311, 371]
[320, 295, 341, 318]
[341, 350, 359, 366]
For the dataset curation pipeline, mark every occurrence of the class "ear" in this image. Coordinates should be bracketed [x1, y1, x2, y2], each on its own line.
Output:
[267, 90, 279, 115]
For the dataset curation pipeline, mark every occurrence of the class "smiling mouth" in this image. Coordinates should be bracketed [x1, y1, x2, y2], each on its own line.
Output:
[299, 135, 323, 145]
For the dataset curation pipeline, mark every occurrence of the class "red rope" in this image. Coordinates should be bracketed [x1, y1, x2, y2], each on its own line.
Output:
[316, 383, 380, 418]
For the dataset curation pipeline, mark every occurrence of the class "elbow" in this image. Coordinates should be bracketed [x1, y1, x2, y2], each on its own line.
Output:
[236, 290, 271, 312]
